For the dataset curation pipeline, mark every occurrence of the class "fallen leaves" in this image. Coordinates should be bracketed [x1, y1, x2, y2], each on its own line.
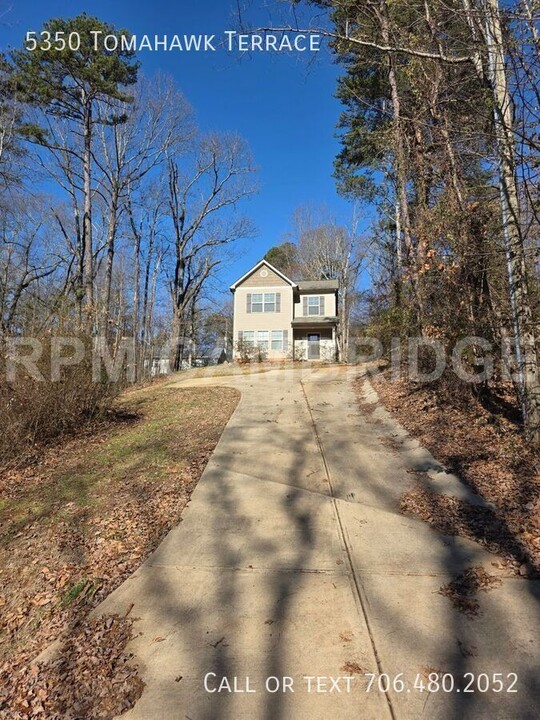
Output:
[371, 375, 540, 576]
[0, 385, 239, 717]
[438, 566, 502, 618]
[400, 483, 539, 575]
[0, 614, 143, 719]
[341, 661, 364, 675]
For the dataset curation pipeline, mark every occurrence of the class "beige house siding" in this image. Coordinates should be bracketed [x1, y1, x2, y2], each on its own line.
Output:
[241, 265, 290, 287]
[232, 285, 293, 359]
[294, 291, 337, 318]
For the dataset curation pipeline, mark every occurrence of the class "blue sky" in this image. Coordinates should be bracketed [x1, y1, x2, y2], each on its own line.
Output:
[1, 0, 371, 290]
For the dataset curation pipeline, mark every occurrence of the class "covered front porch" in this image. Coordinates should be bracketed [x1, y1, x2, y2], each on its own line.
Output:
[291, 320, 338, 361]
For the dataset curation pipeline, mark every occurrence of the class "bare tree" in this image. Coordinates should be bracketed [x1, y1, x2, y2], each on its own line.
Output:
[0, 57, 23, 193]
[166, 132, 256, 370]
[94, 76, 193, 326]
[0, 197, 61, 334]
[24, 113, 89, 322]
[125, 180, 168, 377]
[292, 205, 365, 361]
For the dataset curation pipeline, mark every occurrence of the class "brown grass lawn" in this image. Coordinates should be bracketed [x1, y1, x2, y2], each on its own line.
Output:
[0, 383, 239, 718]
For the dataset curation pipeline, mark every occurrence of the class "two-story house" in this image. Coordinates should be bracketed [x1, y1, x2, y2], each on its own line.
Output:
[230, 259, 339, 361]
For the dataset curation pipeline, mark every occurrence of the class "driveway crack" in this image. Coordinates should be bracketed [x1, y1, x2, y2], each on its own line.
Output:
[300, 377, 397, 720]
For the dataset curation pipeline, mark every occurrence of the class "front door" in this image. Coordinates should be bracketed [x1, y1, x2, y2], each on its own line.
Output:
[307, 333, 320, 360]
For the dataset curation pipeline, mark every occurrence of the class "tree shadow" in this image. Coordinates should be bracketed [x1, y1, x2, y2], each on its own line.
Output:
[92, 365, 539, 720]
[354, 369, 540, 719]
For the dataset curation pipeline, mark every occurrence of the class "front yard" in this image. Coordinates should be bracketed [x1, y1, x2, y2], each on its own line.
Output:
[0, 382, 239, 718]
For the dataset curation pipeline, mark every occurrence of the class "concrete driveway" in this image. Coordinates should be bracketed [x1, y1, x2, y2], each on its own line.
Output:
[97, 366, 539, 720]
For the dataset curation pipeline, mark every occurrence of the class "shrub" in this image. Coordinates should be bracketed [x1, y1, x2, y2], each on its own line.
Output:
[0, 336, 119, 464]
[234, 340, 268, 363]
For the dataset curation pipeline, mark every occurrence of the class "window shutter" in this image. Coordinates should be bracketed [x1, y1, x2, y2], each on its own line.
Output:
[246, 293, 252, 313]
[238, 331, 243, 342]
[303, 297, 308, 316]
[283, 330, 288, 352]
[320, 296, 325, 316]
[276, 293, 281, 313]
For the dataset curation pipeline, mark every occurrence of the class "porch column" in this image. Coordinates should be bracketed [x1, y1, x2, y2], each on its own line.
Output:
[332, 325, 336, 361]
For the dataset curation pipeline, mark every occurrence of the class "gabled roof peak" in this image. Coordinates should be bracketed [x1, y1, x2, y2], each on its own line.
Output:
[230, 259, 297, 291]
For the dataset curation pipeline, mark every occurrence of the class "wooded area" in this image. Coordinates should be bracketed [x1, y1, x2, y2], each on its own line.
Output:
[290, 0, 540, 443]
[0, 15, 256, 458]
[0, 15, 255, 366]
[1, 1, 540, 448]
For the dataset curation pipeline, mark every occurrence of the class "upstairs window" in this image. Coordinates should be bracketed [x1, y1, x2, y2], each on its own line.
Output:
[303, 295, 326, 316]
[247, 292, 281, 313]
[308, 297, 321, 315]
[264, 293, 276, 312]
[250, 293, 263, 313]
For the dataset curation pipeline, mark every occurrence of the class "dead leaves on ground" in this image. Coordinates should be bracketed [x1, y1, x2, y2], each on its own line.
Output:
[0, 386, 239, 718]
[371, 376, 540, 577]
[0, 614, 143, 719]
[438, 566, 502, 618]
[399, 484, 538, 575]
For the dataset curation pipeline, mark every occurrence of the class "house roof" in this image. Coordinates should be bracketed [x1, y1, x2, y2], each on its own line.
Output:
[291, 316, 339, 327]
[229, 259, 297, 290]
[296, 280, 339, 292]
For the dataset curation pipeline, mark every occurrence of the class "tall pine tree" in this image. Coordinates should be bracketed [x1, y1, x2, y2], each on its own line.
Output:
[12, 15, 138, 326]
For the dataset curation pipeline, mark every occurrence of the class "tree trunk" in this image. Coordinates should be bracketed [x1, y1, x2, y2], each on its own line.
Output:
[132, 227, 141, 379]
[112, 272, 125, 361]
[379, 0, 424, 330]
[394, 199, 402, 307]
[187, 301, 196, 367]
[145, 250, 162, 377]
[82, 96, 94, 328]
[484, 0, 540, 442]
[171, 308, 184, 372]
[103, 186, 119, 330]
[140, 225, 155, 378]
